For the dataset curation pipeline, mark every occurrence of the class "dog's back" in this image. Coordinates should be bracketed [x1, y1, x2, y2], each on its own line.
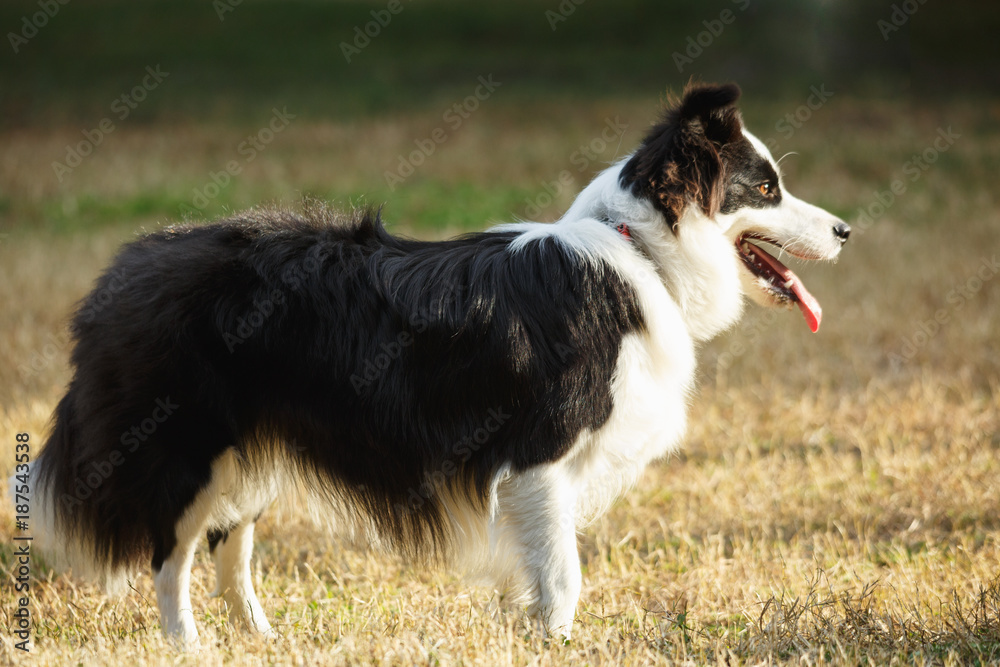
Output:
[28, 205, 647, 601]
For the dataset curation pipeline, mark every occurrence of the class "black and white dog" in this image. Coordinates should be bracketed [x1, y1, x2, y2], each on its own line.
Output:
[19, 83, 848, 645]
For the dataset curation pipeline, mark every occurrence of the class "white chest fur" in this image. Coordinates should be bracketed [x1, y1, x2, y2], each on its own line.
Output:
[562, 254, 698, 525]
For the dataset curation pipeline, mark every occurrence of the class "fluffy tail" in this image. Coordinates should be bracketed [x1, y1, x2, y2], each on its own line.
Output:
[9, 394, 130, 594]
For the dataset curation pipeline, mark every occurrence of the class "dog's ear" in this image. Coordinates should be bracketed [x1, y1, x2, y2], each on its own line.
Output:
[620, 82, 743, 230]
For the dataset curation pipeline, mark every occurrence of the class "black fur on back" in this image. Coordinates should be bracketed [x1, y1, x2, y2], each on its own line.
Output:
[38, 203, 646, 571]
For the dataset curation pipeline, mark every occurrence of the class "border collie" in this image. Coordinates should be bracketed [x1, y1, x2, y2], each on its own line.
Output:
[17, 83, 848, 646]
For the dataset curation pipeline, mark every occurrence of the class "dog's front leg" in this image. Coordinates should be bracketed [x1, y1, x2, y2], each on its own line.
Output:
[505, 467, 582, 639]
[532, 520, 582, 639]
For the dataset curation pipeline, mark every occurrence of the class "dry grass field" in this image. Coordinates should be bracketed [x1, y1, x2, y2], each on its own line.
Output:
[1, 93, 999, 665]
[2, 0, 1000, 662]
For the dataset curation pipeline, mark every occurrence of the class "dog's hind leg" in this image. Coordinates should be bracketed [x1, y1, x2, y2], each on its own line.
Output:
[153, 497, 215, 648]
[208, 519, 272, 635]
[207, 526, 232, 598]
[153, 452, 241, 648]
[503, 466, 582, 639]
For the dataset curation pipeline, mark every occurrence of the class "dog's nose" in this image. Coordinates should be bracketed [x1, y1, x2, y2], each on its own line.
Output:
[833, 221, 851, 244]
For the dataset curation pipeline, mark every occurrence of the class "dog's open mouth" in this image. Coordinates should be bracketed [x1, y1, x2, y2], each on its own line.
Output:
[736, 233, 823, 333]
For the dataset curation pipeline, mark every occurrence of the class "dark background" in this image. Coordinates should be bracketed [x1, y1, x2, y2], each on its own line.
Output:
[2, 0, 996, 235]
[2, 0, 996, 127]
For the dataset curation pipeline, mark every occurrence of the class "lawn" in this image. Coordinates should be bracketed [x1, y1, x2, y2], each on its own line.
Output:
[1, 1, 999, 665]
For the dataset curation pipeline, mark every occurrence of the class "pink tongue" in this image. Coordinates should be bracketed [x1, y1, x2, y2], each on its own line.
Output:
[793, 281, 822, 333]
[747, 244, 823, 333]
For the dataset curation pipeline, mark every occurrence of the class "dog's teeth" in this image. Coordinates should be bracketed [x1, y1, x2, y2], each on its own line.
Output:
[783, 279, 794, 289]
[741, 243, 750, 254]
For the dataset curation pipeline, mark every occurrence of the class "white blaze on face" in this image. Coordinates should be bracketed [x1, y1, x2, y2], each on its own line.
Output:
[717, 131, 847, 332]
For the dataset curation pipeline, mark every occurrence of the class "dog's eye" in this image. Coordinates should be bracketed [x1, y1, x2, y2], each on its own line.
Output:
[758, 182, 772, 196]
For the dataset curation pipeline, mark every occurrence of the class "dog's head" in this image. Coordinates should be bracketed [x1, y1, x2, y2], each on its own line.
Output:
[619, 83, 849, 332]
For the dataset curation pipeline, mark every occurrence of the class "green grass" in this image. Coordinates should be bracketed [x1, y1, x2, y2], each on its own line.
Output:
[24, 176, 534, 235]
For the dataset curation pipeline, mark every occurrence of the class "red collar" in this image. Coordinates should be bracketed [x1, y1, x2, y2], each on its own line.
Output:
[615, 222, 632, 241]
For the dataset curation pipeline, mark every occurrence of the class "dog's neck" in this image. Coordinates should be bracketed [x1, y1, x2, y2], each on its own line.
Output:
[596, 214, 633, 242]
[561, 161, 745, 342]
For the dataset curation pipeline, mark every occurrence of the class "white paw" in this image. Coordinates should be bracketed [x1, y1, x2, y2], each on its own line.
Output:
[162, 616, 201, 651]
